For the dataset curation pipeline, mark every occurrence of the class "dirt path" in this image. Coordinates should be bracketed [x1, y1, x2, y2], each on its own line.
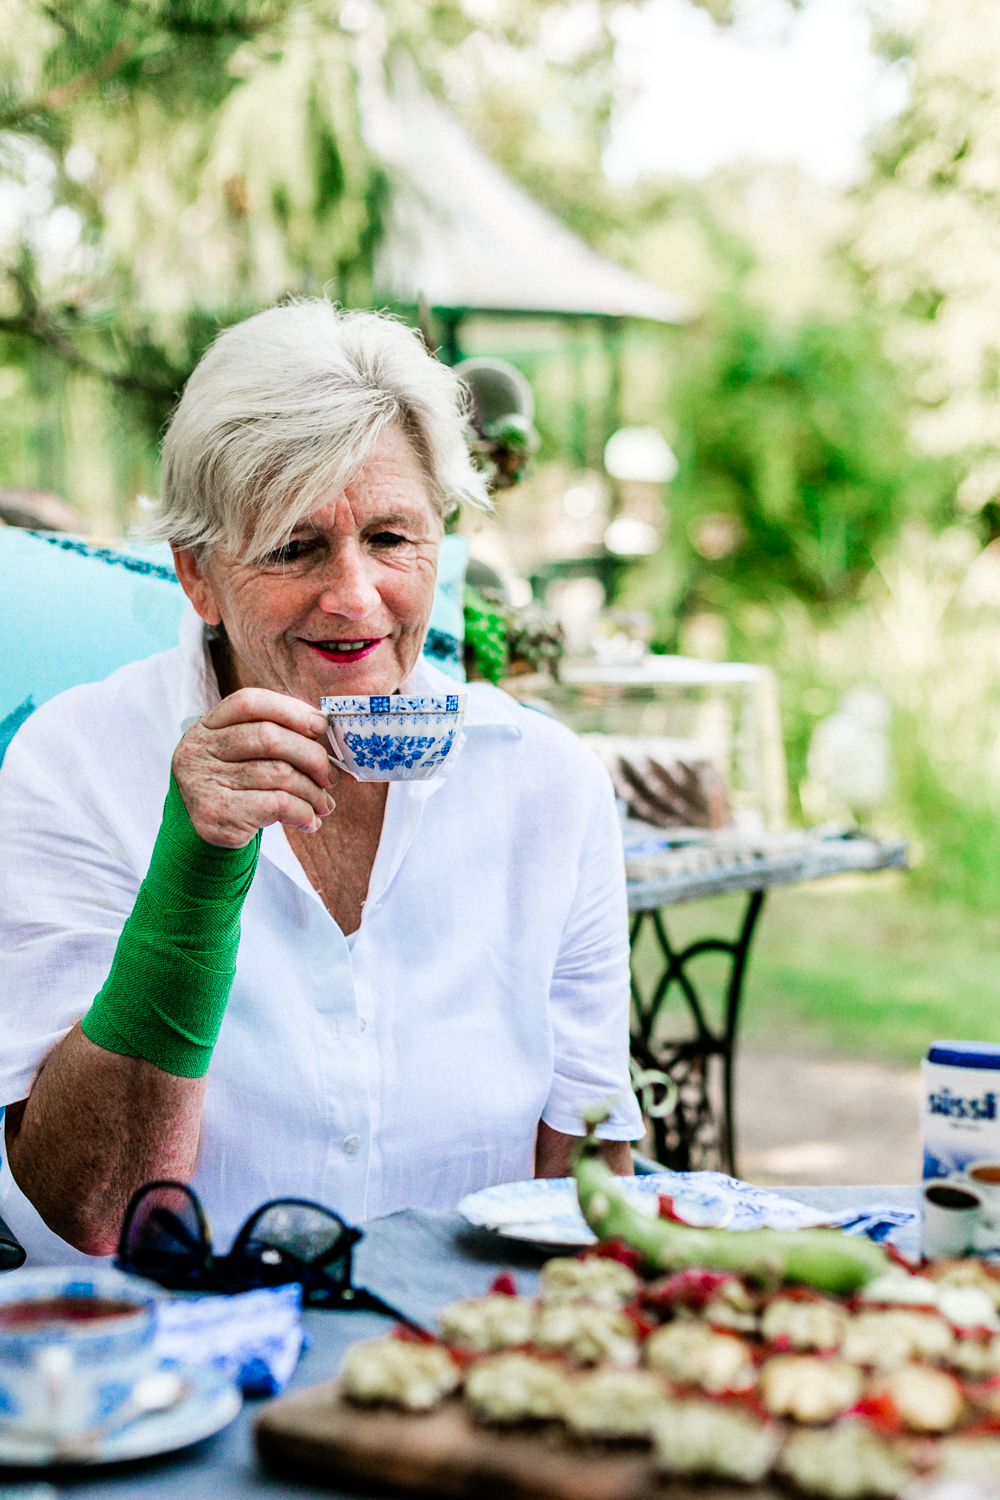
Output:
[734, 1048, 921, 1186]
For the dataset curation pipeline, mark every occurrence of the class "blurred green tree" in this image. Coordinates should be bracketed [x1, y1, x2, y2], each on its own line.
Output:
[0, 0, 380, 428]
[855, 0, 1000, 523]
[0, 0, 641, 518]
[617, 275, 954, 643]
[0, 2, 634, 416]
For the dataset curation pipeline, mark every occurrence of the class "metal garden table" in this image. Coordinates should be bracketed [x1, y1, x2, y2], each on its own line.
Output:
[626, 829, 908, 1177]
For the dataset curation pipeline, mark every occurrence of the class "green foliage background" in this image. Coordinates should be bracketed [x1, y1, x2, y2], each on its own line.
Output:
[4, 0, 1000, 944]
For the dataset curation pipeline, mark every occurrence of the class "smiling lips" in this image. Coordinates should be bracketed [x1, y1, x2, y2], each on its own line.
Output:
[303, 637, 383, 664]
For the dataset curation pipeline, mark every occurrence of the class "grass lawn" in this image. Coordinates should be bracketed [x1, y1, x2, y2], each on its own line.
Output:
[631, 871, 1000, 1065]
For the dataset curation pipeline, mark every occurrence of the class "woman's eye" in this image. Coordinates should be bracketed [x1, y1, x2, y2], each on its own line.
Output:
[369, 531, 409, 549]
[263, 538, 320, 566]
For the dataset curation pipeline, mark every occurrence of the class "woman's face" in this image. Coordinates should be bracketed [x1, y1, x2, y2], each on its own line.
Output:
[174, 425, 443, 706]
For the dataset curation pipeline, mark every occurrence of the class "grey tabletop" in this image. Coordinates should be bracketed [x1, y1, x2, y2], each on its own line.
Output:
[626, 833, 908, 911]
[7, 1189, 921, 1500]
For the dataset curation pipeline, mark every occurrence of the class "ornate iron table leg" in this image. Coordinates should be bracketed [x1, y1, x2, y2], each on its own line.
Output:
[629, 889, 766, 1175]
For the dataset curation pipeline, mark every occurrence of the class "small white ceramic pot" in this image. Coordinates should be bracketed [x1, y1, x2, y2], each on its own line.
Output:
[0, 1267, 161, 1437]
[321, 693, 466, 782]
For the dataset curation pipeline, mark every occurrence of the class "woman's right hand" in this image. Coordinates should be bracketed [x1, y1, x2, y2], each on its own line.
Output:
[171, 689, 337, 848]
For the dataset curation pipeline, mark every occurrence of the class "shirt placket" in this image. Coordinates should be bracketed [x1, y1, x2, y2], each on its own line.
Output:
[347, 773, 448, 1217]
[258, 826, 372, 1214]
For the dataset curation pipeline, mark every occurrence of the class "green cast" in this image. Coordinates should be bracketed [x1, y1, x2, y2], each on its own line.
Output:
[81, 774, 261, 1078]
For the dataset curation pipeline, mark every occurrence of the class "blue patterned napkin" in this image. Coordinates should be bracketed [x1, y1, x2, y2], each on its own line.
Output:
[153, 1283, 304, 1397]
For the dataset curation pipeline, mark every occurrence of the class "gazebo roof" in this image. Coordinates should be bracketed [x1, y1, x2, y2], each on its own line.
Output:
[359, 57, 686, 325]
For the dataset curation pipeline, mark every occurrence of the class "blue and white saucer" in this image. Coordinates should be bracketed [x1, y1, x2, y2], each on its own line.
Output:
[0, 1362, 241, 1467]
[457, 1175, 735, 1247]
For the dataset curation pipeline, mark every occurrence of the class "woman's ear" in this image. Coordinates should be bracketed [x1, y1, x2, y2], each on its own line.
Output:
[173, 546, 226, 627]
[172, 546, 224, 627]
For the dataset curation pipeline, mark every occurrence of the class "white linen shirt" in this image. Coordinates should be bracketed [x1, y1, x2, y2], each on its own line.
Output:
[0, 608, 642, 1265]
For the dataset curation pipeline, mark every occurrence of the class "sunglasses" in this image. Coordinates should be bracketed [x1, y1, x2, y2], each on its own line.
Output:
[116, 1180, 404, 1317]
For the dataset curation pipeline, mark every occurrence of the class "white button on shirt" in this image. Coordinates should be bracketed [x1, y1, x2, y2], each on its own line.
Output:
[0, 608, 642, 1265]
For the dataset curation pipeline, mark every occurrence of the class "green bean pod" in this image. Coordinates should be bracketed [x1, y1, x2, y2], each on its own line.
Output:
[572, 1121, 889, 1296]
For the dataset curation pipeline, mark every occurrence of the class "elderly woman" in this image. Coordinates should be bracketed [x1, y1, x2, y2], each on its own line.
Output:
[0, 304, 641, 1265]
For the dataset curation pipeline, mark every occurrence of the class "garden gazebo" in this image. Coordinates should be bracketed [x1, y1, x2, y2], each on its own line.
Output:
[358, 53, 686, 365]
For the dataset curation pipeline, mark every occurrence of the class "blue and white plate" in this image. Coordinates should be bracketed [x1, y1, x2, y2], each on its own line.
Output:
[456, 1168, 889, 1248]
[0, 1362, 241, 1467]
[460, 1175, 921, 1251]
[457, 1175, 736, 1247]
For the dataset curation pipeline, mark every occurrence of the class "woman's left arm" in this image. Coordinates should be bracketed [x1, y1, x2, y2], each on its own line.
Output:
[535, 754, 644, 1178]
[535, 1120, 633, 1177]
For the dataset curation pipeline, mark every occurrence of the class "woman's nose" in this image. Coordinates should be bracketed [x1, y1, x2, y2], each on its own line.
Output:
[316, 542, 382, 621]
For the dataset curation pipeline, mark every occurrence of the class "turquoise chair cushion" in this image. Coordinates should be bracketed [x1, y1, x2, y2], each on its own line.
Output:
[0, 530, 468, 767]
[422, 534, 468, 684]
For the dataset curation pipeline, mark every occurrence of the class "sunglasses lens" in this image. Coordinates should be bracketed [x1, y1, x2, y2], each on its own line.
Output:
[228, 1201, 356, 1296]
[117, 1183, 211, 1289]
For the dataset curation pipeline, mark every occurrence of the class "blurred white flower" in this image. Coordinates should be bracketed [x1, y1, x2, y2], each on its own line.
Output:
[807, 685, 891, 818]
[604, 516, 660, 556]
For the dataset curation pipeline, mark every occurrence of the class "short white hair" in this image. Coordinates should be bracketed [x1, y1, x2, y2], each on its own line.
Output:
[146, 301, 490, 561]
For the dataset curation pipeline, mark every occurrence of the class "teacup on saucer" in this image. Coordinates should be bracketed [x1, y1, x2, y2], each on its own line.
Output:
[321, 693, 466, 782]
[0, 1268, 161, 1439]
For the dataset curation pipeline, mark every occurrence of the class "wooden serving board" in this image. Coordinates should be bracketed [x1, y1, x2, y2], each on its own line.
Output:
[255, 1381, 781, 1500]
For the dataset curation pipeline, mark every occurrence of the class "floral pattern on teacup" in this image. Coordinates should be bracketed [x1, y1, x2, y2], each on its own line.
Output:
[344, 730, 456, 773]
[323, 692, 465, 782]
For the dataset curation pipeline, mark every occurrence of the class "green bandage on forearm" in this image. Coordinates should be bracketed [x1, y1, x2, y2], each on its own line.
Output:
[81, 775, 261, 1078]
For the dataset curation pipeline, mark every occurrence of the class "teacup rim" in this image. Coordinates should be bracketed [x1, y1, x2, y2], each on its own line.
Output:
[320, 693, 467, 716]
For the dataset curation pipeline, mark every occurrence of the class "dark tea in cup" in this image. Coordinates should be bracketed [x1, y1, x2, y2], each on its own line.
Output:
[0, 1298, 142, 1331]
[925, 1184, 981, 1210]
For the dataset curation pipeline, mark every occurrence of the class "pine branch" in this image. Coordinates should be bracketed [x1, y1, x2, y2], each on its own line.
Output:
[0, 38, 132, 131]
[0, 302, 178, 402]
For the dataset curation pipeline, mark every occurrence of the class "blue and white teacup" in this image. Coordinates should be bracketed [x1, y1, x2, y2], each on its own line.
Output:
[321, 693, 467, 782]
[0, 1267, 161, 1438]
